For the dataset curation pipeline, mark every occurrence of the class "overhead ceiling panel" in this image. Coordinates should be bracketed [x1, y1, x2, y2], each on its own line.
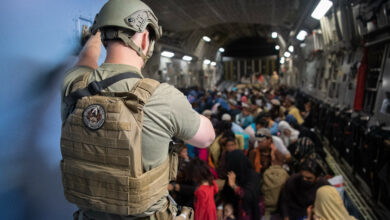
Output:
[143, 0, 313, 56]
[144, 0, 306, 32]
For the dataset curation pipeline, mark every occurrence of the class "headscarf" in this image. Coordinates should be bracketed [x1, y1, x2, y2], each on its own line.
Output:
[294, 137, 315, 160]
[202, 109, 212, 117]
[225, 150, 262, 220]
[313, 186, 356, 220]
[280, 173, 329, 220]
[278, 121, 299, 146]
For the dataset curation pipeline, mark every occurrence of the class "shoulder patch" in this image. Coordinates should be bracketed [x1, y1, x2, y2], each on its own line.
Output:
[83, 104, 106, 130]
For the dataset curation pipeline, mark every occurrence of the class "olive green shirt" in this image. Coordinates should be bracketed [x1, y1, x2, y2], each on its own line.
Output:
[61, 63, 200, 218]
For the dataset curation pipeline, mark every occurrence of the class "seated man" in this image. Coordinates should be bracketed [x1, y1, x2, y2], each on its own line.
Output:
[278, 121, 300, 147]
[284, 95, 304, 125]
[248, 128, 288, 173]
[262, 150, 289, 216]
[262, 112, 279, 136]
[235, 103, 253, 129]
[244, 116, 268, 143]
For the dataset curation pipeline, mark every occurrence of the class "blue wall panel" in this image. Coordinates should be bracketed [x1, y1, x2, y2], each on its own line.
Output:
[0, 0, 107, 219]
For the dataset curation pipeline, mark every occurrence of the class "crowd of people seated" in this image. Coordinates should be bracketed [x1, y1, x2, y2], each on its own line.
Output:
[169, 82, 357, 220]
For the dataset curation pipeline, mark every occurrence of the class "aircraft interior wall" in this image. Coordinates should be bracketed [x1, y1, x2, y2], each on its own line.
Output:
[0, 1, 107, 219]
[287, 1, 390, 126]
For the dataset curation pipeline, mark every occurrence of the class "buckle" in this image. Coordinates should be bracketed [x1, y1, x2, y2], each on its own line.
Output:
[88, 81, 102, 95]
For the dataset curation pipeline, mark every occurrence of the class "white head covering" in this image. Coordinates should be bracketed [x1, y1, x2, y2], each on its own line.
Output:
[241, 102, 249, 108]
[271, 136, 290, 156]
[222, 113, 232, 121]
[277, 121, 299, 146]
[271, 99, 280, 106]
[202, 109, 212, 117]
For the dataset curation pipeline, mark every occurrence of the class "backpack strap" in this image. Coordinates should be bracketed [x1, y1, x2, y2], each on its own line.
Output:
[64, 72, 142, 107]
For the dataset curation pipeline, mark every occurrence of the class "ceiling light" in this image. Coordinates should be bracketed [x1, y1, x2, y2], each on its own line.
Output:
[182, 55, 192, 61]
[296, 30, 308, 41]
[284, 52, 291, 58]
[275, 45, 280, 50]
[202, 36, 211, 42]
[300, 43, 307, 47]
[219, 47, 225, 52]
[203, 59, 211, 65]
[288, 45, 294, 52]
[311, 0, 333, 20]
[211, 62, 216, 66]
[161, 51, 174, 58]
[272, 32, 278, 39]
[280, 57, 285, 64]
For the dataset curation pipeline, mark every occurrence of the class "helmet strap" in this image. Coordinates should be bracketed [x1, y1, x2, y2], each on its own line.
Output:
[103, 29, 152, 64]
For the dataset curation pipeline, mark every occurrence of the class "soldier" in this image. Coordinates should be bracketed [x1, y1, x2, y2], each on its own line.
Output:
[60, 0, 215, 219]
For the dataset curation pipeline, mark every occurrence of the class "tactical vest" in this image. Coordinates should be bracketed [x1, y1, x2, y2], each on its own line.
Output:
[60, 72, 177, 215]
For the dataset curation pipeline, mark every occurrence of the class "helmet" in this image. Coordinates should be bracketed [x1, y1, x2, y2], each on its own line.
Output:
[91, 0, 162, 62]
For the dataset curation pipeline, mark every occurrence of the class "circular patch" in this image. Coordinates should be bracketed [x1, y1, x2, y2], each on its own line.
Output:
[82, 104, 106, 130]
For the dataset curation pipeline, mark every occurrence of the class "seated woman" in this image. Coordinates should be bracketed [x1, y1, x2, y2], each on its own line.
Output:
[280, 158, 329, 220]
[288, 137, 332, 176]
[306, 185, 356, 220]
[220, 150, 264, 220]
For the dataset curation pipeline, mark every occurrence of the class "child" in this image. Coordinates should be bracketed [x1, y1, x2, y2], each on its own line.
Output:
[223, 203, 236, 220]
[217, 136, 239, 179]
[185, 158, 218, 220]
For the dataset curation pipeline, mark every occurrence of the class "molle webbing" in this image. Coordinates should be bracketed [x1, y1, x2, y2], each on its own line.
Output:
[131, 78, 160, 104]
[60, 72, 168, 215]
[61, 158, 170, 215]
[70, 71, 92, 93]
